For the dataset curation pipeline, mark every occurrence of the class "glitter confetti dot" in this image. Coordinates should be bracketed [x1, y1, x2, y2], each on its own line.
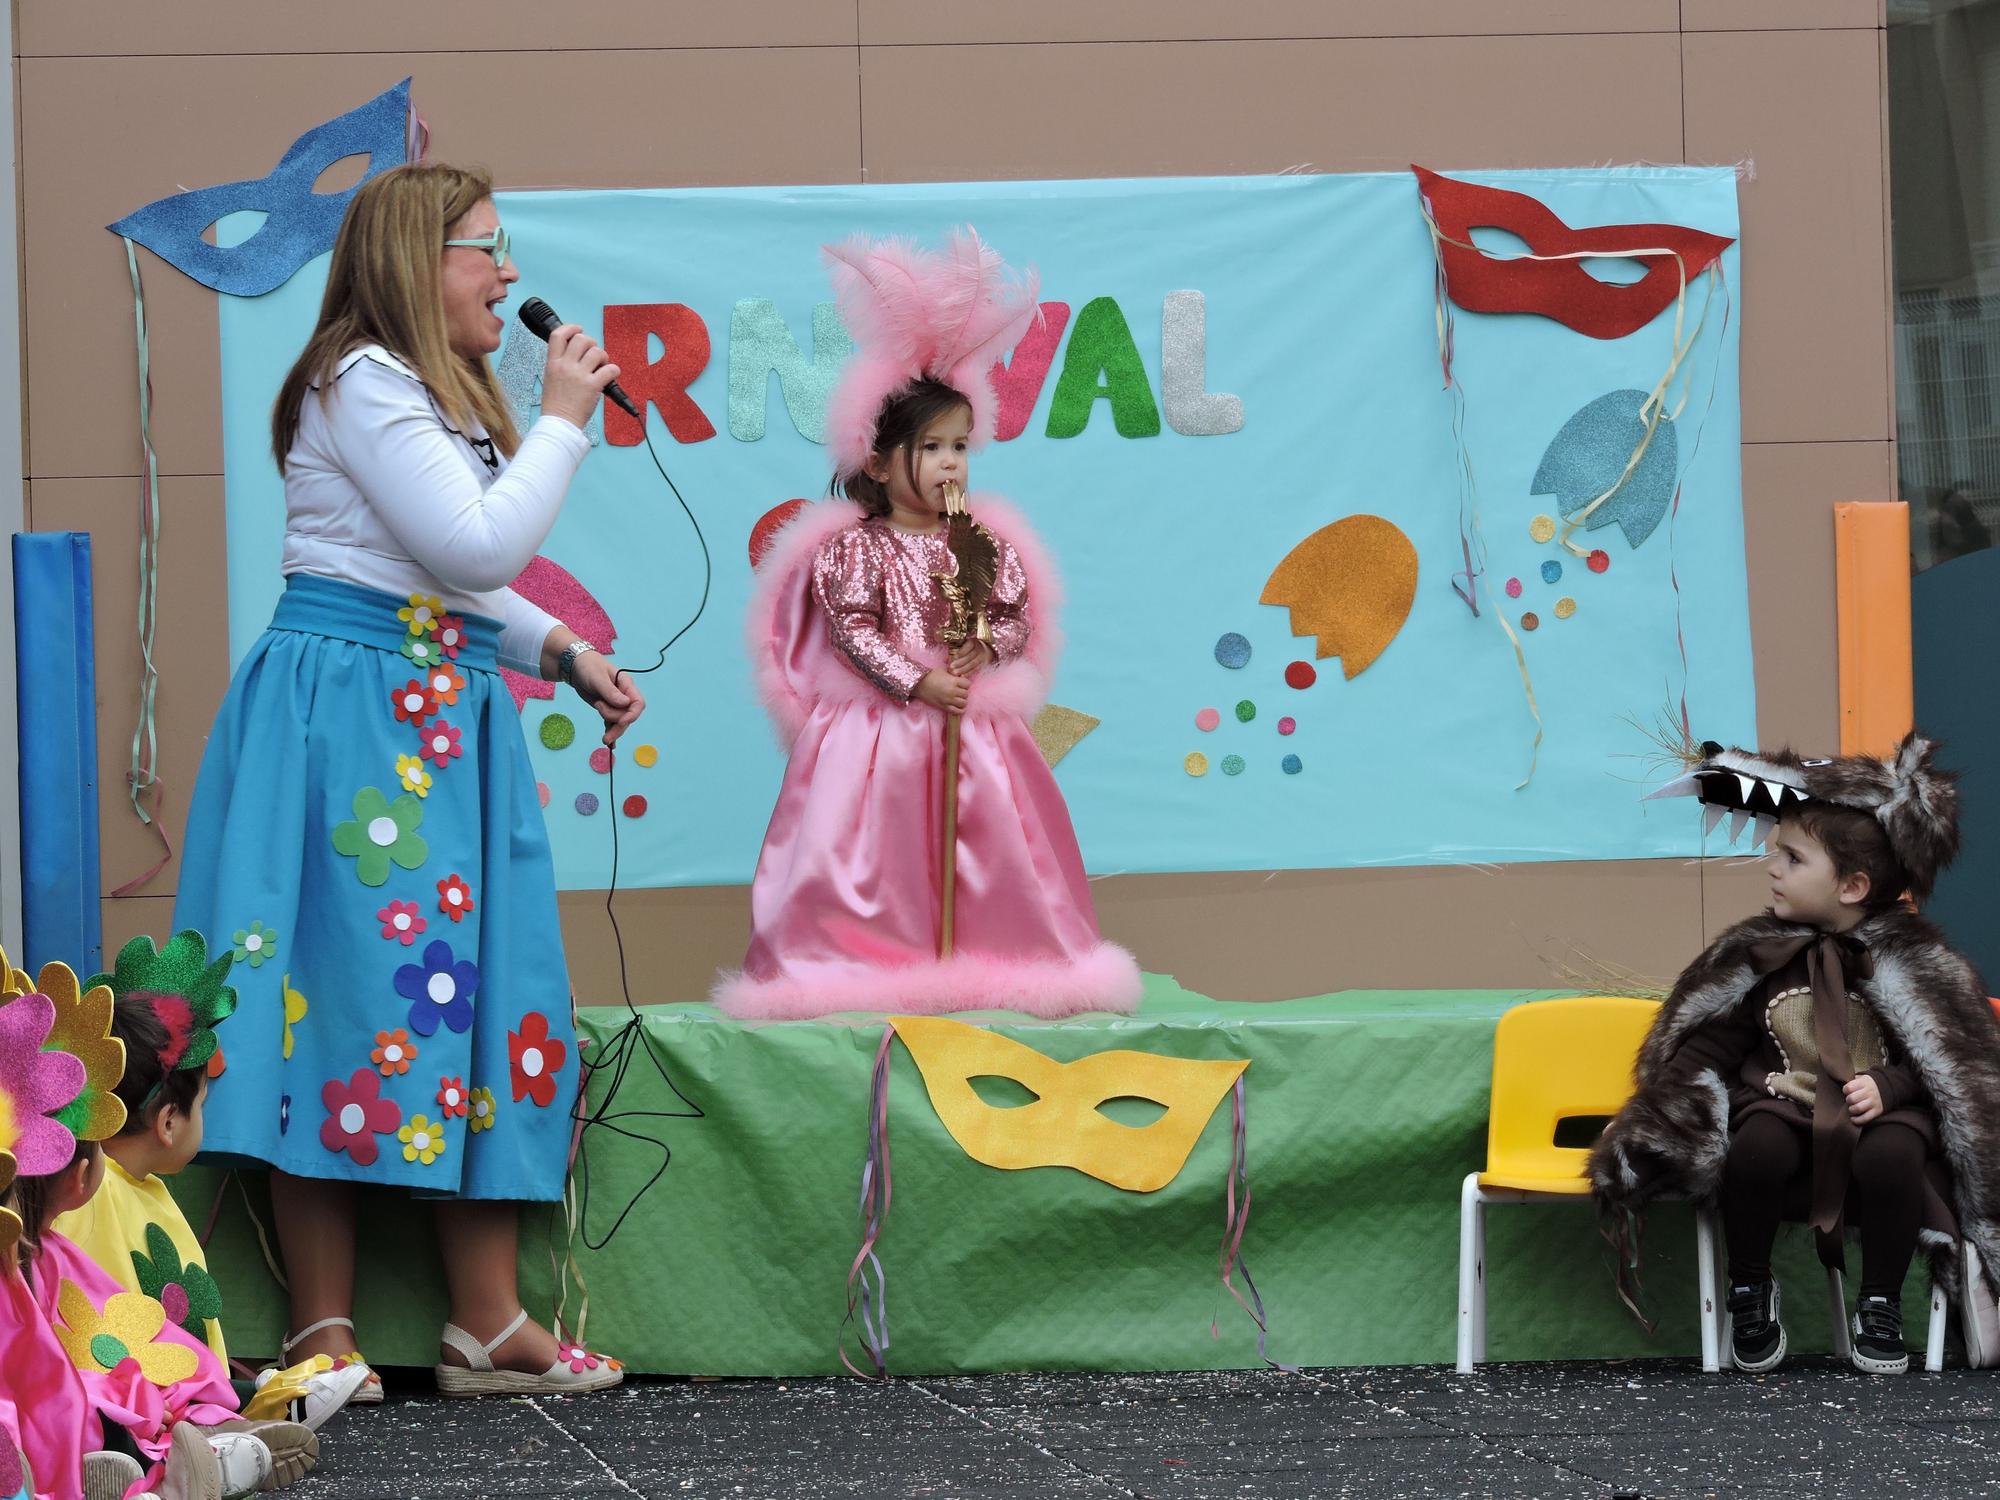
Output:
[1221, 754, 1246, 776]
[1235, 700, 1257, 723]
[1213, 632, 1252, 669]
[1540, 559, 1563, 584]
[1284, 661, 1317, 690]
[1505, 577, 1523, 599]
[574, 792, 600, 815]
[1520, 612, 1541, 632]
[622, 795, 648, 818]
[1281, 754, 1302, 775]
[539, 713, 576, 750]
[1184, 752, 1209, 777]
[536, 782, 550, 808]
[1195, 707, 1221, 732]
[634, 744, 660, 768]
[1554, 596, 1577, 619]
[589, 747, 612, 774]
[1277, 716, 1297, 736]
[1529, 514, 1557, 543]
[1587, 549, 1611, 573]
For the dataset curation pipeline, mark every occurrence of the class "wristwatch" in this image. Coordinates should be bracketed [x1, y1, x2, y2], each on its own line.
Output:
[556, 639, 598, 684]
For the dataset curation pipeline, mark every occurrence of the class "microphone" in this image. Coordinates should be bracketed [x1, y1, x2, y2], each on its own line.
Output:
[517, 297, 641, 419]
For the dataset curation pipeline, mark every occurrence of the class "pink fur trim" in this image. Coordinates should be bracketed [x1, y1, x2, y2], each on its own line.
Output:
[745, 494, 1065, 744]
[713, 942, 1142, 1021]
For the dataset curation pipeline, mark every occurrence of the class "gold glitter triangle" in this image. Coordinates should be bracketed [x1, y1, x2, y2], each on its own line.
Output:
[1032, 704, 1100, 768]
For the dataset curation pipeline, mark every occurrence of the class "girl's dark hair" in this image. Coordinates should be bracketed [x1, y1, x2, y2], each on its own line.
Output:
[1789, 802, 1909, 913]
[10, 1139, 101, 1280]
[835, 378, 972, 518]
[108, 993, 204, 1132]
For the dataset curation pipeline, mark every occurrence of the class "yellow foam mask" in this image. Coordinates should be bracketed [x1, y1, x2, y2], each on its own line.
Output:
[889, 1015, 1247, 1193]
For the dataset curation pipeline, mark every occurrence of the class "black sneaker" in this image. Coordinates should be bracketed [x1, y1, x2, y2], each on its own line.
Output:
[1851, 1294, 1909, 1374]
[1728, 1280, 1786, 1372]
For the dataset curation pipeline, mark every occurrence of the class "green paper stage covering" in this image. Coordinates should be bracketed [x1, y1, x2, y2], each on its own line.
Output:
[176, 977, 1868, 1373]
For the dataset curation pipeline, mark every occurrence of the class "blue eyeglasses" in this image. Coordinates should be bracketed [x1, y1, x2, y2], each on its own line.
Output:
[443, 224, 511, 270]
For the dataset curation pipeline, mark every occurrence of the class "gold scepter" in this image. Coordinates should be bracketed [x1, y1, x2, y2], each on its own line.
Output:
[933, 480, 998, 959]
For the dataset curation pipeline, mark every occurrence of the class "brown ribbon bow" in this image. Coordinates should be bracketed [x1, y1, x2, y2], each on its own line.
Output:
[1749, 930, 1875, 1268]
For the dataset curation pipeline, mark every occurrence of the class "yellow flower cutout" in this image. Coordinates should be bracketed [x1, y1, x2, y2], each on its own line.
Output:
[395, 754, 433, 799]
[399, 1112, 447, 1165]
[467, 1087, 497, 1134]
[281, 975, 309, 1060]
[0, 944, 28, 998]
[35, 959, 128, 1143]
[0, 1150, 18, 1263]
[55, 1281, 198, 1385]
[398, 593, 445, 636]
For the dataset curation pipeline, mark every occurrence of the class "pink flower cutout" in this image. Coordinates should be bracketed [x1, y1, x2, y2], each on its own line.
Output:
[419, 720, 463, 769]
[376, 899, 427, 946]
[319, 1069, 402, 1167]
[556, 1342, 600, 1373]
[434, 614, 467, 660]
[0, 992, 86, 1174]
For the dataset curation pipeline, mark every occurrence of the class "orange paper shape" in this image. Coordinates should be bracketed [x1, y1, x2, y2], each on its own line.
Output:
[889, 1015, 1246, 1193]
[1259, 515, 1418, 679]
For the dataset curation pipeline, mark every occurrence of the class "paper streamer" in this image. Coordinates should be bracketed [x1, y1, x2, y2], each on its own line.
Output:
[1045, 297, 1161, 438]
[727, 299, 852, 442]
[1161, 291, 1244, 436]
[108, 79, 412, 297]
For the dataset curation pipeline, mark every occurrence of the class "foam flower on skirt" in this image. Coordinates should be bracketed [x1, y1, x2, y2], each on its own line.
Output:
[394, 940, 478, 1037]
[436, 874, 475, 923]
[231, 920, 278, 968]
[467, 1086, 498, 1133]
[54, 1281, 199, 1385]
[436, 1075, 468, 1119]
[320, 1069, 402, 1166]
[282, 975, 309, 1059]
[131, 1222, 223, 1341]
[398, 593, 444, 636]
[417, 720, 463, 771]
[395, 754, 433, 799]
[507, 1012, 567, 1108]
[376, 899, 427, 946]
[331, 787, 428, 888]
[425, 664, 468, 708]
[399, 632, 443, 668]
[392, 679, 433, 725]
[433, 614, 467, 660]
[88, 931, 238, 1078]
[398, 1112, 447, 1166]
[370, 1027, 416, 1076]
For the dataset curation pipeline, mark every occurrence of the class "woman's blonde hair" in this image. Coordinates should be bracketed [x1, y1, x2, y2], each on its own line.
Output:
[271, 162, 522, 470]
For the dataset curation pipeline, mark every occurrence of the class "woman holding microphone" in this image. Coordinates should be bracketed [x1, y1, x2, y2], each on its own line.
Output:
[174, 163, 638, 1396]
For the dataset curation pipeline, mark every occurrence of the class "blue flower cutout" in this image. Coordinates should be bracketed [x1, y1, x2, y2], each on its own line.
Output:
[279, 1094, 292, 1136]
[394, 939, 479, 1038]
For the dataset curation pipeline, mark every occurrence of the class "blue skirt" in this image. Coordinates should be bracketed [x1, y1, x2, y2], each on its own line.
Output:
[175, 574, 578, 1200]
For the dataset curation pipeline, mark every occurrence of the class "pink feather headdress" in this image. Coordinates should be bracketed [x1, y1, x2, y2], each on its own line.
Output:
[822, 227, 1040, 478]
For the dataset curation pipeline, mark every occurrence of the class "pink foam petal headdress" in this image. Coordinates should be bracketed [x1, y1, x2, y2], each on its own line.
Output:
[822, 227, 1040, 478]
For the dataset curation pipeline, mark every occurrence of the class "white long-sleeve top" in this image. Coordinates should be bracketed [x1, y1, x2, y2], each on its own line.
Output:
[280, 345, 589, 674]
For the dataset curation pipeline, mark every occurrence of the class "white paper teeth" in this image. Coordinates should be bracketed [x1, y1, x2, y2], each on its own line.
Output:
[1753, 814, 1776, 848]
[1703, 803, 1727, 836]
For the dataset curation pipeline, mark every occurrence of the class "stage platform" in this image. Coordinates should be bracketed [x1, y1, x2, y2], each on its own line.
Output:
[175, 975, 1881, 1376]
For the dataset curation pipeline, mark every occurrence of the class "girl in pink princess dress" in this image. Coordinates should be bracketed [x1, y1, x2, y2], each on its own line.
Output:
[717, 231, 1140, 1021]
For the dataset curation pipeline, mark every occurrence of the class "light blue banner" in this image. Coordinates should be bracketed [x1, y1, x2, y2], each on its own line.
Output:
[218, 171, 1750, 889]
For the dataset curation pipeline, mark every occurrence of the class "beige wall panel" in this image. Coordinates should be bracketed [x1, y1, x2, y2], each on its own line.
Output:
[1738, 439, 1894, 753]
[1700, 855, 1776, 945]
[25, 476, 233, 899]
[1682, 30, 1890, 445]
[858, 0, 1675, 45]
[21, 48, 863, 482]
[100, 895, 179, 960]
[861, 36, 1685, 182]
[561, 860, 1704, 1007]
[1680, 0, 1882, 30]
[16, 1, 854, 57]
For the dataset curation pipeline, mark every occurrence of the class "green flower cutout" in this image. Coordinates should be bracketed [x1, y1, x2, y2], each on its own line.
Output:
[87, 931, 238, 1076]
[131, 1223, 222, 1339]
[330, 787, 428, 887]
[399, 633, 441, 667]
[230, 920, 278, 969]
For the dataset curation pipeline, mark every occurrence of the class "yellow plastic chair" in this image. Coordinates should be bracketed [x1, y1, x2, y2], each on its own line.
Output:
[1455, 995, 1726, 1372]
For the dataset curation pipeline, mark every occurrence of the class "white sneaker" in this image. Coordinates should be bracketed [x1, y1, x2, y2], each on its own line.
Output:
[207, 1433, 274, 1500]
[300, 1361, 372, 1429]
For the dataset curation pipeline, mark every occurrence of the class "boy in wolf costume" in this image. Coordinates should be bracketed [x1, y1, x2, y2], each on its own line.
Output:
[1588, 732, 2000, 1373]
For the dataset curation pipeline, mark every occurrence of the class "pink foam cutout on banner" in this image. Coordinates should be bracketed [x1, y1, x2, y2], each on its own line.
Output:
[990, 302, 1072, 441]
[502, 556, 619, 710]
